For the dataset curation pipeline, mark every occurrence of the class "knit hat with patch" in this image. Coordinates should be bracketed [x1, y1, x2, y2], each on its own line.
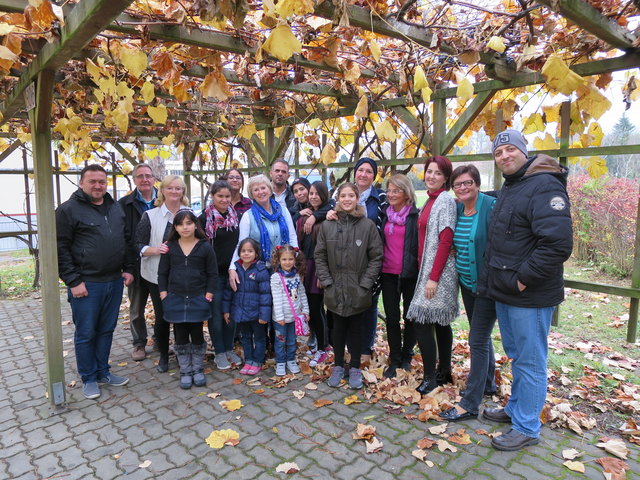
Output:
[492, 129, 528, 157]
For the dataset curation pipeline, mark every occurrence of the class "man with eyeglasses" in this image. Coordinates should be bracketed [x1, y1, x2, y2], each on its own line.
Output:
[56, 164, 135, 399]
[480, 129, 572, 450]
[119, 163, 158, 361]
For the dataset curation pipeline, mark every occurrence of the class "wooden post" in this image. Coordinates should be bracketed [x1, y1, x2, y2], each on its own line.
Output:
[27, 70, 66, 409]
[493, 109, 504, 190]
[22, 146, 34, 251]
[265, 127, 275, 166]
[53, 150, 61, 207]
[628, 192, 640, 342]
[432, 98, 446, 156]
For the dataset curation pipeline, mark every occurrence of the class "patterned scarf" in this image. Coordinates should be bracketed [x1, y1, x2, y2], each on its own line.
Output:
[386, 203, 411, 234]
[251, 198, 289, 262]
[204, 204, 238, 239]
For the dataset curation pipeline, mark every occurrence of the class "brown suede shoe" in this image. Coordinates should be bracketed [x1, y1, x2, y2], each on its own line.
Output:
[483, 407, 511, 423]
[132, 345, 146, 361]
[491, 429, 539, 451]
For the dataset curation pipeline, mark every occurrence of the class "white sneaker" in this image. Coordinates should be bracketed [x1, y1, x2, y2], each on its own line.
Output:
[226, 350, 242, 365]
[275, 363, 286, 376]
[309, 350, 327, 368]
[286, 360, 301, 374]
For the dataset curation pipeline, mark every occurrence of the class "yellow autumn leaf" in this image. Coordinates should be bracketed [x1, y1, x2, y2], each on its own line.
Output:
[369, 40, 381, 63]
[108, 102, 129, 133]
[162, 134, 175, 146]
[262, 24, 302, 62]
[486, 36, 506, 53]
[542, 104, 560, 124]
[120, 47, 147, 78]
[219, 399, 243, 411]
[274, 0, 314, 19]
[98, 76, 117, 98]
[584, 156, 608, 178]
[421, 86, 433, 104]
[237, 123, 258, 139]
[533, 133, 558, 150]
[588, 122, 604, 146]
[140, 81, 155, 104]
[577, 84, 611, 120]
[200, 71, 231, 101]
[522, 113, 544, 134]
[0, 45, 18, 63]
[413, 65, 428, 92]
[116, 81, 134, 99]
[205, 429, 240, 449]
[147, 104, 168, 124]
[354, 95, 368, 120]
[375, 119, 397, 142]
[456, 77, 474, 106]
[159, 149, 172, 160]
[563, 461, 585, 473]
[344, 395, 361, 405]
[541, 55, 585, 95]
[320, 142, 336, 166]
[0, 24, 16, 35]
[308, 118, 322, 129]
[343, 62, 361, 83]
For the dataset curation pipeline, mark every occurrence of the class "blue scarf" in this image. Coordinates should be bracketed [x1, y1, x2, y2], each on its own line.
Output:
[251, 198, 289, 262]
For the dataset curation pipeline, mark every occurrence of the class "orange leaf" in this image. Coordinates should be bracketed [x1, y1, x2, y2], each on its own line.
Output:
[314, 399, 333, 408]
[417, 437, 437, 449]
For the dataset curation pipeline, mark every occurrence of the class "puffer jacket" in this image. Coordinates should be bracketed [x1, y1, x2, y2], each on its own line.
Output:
[222, 260, 272, 323]
[314, 204, 383, 317]
[480, 154, 573, 308]
[56, 189, 134, 287]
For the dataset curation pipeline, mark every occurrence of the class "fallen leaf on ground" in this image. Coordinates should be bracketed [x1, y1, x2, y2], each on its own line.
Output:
[595, 457, 630, 480]
[353, 423, 376, 440]
[253, 389, 265, 394]
[344, 395, 361, 405]
[314, 399, 333, 408]
[562, 448, 582, 459]
[138, 460, 152, 468]
[412, 449, 427, 461]
[219, 399, 243, 411]
[620, 419, 640, 435]
[207, 392, 221, 399]
[597, 438, 629, 459]
[304, 382, 318, 390]
[563, 460, 585, 473]
[275, 462, 300, 474]
[205, 429, 240, 449]
[67, 380, 77, 388]
[292, 390, 305, 399]
[232, 378, 242, 385]
[448, 433, 472, 445]
[429, 424, 448, 435]
[417, 437, 437, 449]
[436, 439, 457, 453]
[246, 378, 262, 386]
[365, 436, 384, 453]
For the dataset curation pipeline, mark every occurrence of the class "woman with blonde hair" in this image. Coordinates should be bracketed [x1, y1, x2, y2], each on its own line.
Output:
[135, 175, 190, 372]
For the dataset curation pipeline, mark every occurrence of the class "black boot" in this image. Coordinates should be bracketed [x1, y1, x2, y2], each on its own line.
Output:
[436, 368, 453, 386]
[157, 353, 169, 373]
[416, 373, 438, 395]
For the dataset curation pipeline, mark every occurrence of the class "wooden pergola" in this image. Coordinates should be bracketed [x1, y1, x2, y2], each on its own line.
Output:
[0, 0, 639, 408]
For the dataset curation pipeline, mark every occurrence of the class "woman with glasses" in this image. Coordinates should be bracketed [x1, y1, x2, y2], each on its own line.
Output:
[439, 165, 498, 422]
[222, 168, 252, 217]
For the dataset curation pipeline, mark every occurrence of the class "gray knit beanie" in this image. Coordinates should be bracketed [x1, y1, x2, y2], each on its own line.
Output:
[492, 129, 528, 157]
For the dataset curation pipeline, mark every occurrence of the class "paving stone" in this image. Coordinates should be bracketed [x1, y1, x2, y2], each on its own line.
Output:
[5, 450, 33, 478]
[31, 452, 63, 478]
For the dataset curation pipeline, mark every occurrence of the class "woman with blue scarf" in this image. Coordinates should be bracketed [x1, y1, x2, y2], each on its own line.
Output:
[229, 174, 298, 291]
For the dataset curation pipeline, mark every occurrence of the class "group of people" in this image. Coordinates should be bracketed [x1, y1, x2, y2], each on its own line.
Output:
[56, 129, 572, 452]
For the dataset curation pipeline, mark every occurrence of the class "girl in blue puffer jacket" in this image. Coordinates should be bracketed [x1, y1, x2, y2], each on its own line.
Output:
[222, 238, 272, 375]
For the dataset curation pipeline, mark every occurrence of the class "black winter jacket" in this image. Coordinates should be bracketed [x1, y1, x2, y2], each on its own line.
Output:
[157, 238, 218, 296]
[56, 189, 134, 288]
[119, 188, 157, 284]
[379, 205, 420, 280]
[479, 154, 573, 308]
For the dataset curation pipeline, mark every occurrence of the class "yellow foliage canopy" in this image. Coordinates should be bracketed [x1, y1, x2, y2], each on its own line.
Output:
[262, 24, 302, 62]
[541, 55, 585, 96]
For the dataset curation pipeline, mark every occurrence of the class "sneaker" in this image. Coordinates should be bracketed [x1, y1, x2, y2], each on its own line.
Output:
[491, 428, 539, 451]
[214, 354, 231, 370]
[286, 360, 301, 374]
[309, 350, 327, 368]
[98, 374, 129, 386]
[348, 368, 363, 389]
[248, 365, 261, 375]
[82, 381, 101, 399]
[226, 351, 242, 365]
[275, 363, 286, 376]
[239, 364, 252, 375]
[132, 345, 146, 361]
[327, 366, 344, 388]
[305, 348, 317, 357]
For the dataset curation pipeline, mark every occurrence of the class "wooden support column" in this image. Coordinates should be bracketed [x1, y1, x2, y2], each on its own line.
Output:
[265, 127, 275, 166]
[628, 195, 640, 343]
[432, 99, 446, 156]
[27, 70, 66, 409]
[22, 147, 34, 251]
[441, 91, 496, 155]
[493, 109, 505, 190]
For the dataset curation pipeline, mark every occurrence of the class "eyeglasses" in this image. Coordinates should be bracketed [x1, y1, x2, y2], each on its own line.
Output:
[452, 180, 475, 190]
[135, 174, 154, 180]
[387, 189, 405, 195]
[226, 175, 242, 180]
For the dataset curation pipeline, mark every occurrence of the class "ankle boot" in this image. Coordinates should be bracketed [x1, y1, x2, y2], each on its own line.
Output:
[173, 344, 193, 389]
[191, 343, 207, 387]
[436, 367, 453, 386]
[416, 372, 438, 395]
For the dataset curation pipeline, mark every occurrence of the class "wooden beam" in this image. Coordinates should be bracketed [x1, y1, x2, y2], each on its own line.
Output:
[390, 106, 430, 150]
[270, 126, 295, 164]
[0, 139, 22, 164]
[28, 70, 67, 409]
[111, 142, 137, 165]
[432, 98, 446, 156]
[538, 0, 636, 50]
[0, 0, 135, 124]
[250, 135, 267, 161]
[441, 91, 496, 154]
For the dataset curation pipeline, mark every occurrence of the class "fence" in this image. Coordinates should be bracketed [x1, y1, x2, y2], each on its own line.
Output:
[0, 213, 37, 252]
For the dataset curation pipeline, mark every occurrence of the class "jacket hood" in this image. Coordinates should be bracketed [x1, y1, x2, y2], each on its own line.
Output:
[524, 154, 569, 185]
[335, 203, 366, 218]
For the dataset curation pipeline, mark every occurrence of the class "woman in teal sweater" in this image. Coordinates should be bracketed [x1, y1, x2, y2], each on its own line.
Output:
[440, 165, 498, 422]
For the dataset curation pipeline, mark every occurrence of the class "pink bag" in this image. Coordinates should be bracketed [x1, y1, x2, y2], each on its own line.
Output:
[279, 272, 309, 336]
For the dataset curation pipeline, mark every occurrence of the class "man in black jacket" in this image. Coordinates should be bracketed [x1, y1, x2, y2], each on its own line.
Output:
[270, 159, 296, 215]
[480, 130, 573, 451]
[119, 163, 157, 361]
[56, 165, 135, 400]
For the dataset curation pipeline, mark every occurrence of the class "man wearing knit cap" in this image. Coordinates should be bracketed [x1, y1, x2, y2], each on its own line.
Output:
[479, 129, 573, 451]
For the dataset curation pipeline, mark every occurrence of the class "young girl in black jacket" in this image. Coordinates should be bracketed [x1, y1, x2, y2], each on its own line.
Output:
[158, 210, 217, 390]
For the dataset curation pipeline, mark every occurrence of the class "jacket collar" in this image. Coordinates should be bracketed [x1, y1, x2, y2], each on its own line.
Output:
[73, 188, 114, 206]
[335, 203, 366, 218]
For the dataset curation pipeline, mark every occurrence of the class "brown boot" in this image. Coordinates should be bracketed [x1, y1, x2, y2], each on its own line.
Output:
[132, 345, 146, 361]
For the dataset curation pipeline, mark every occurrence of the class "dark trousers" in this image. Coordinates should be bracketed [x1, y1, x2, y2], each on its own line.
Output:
[144, 278, 172, 358]
[238, 321, 267, 366]
[333, 312, 364, 369]
[380, 273, 417, 365]
[308, 293, 328, 351]
[413, 322, 453, 376]
[127, 280, 150, 347]
[174, 322, 205, 345]
[459, 285, 497, 414]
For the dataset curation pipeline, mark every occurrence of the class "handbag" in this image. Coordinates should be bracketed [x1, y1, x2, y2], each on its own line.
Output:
[278, 272, 309, 336]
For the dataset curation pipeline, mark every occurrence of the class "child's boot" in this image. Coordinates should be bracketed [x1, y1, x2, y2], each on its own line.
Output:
[286, 360, 300, 374]
[174, 344, 193, 389]
[192, 343, 207, 387]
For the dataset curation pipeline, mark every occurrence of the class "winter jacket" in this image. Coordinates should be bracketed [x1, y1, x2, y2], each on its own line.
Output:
[119, 188, 157, 285]
[222, 260, 272, 323]
[273, 184, 297, 217]
[56, 189, 134, 288]
[379, 205, 420, 280]
[364, 187, 386, 228]
[480, 154, 573, 307]
[270, 271, 309, 323]
[157, 239, 218, 297]
[314, 204, 383, 317]
[198, 209, 240, 274]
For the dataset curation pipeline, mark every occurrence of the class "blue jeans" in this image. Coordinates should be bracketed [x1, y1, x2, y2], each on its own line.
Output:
[496, 302, 554, 438]
[238, 321, 266, 366]
[208, 274, 236, 354]
[460, 286, 497, 414]
[68, 278, 124, 383]
[274, 322, 296, 363]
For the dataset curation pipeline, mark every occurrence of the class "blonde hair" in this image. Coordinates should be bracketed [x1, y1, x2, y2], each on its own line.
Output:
[155, 175, 189, 206]
[387, 174, 417, 205]
[246, 174, 273, 200]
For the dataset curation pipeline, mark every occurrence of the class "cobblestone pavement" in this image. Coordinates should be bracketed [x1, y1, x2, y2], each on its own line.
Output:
[0, 297, 638, 480]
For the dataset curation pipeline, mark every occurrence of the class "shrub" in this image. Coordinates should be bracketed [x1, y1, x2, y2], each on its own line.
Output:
[567, 174, 638, 277]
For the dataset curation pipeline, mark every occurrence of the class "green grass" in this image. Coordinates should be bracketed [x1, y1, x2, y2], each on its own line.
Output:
[0, 252, 38, 297]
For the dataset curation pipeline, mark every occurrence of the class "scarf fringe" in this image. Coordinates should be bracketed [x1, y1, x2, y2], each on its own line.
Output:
[406, 304, 458, 326]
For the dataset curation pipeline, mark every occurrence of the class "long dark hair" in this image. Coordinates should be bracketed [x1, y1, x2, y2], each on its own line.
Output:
[221, 168, 244, 190]
[271, 244, 306, 276]
[310, 181, 329, 210]
[168, 210, 206, 241]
